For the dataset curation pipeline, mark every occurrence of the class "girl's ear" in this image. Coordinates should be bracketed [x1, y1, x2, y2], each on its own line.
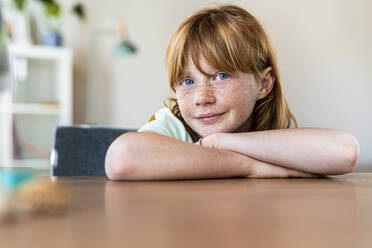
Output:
[257, 67, 275, 100]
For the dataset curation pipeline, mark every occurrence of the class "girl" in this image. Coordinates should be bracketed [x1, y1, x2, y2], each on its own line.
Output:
[105, 5, 359, 180]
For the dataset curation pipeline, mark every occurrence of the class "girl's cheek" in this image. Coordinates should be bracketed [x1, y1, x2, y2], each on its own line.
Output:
[176, 87, 194, 102]
[218, 83, 257, 110]
[177, 99, 192, 120]
[176, 84, 192, 94]
[216, 83, 242, 103]
[176, 90, 191, 114]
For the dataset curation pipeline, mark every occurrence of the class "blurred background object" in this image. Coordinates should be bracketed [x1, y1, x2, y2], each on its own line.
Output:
[0, 0, 80, 172]
[7, 0, 86, 46]
[0, 44, 73, 170]
[0, 168, 70, 222]
[0, 3, 10, 92]
[86, 20, 137, 124]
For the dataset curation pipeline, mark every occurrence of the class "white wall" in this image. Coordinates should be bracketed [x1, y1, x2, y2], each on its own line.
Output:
[62, 0, 372, 171]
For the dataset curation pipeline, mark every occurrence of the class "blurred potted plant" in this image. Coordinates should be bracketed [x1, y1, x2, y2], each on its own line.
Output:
[11, 0, 86, 46]
[0, 3, 10, 91]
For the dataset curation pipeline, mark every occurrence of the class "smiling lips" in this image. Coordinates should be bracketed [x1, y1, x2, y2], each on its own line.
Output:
[197, 113, 224, 124]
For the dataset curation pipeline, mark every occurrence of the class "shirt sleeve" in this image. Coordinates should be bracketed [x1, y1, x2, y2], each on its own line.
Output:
[138, 108, 193, 143]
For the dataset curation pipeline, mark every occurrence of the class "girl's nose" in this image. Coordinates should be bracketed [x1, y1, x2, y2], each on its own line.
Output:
[194, 82, 216, 106]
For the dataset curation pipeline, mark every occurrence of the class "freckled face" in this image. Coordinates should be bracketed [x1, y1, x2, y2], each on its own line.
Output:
[175, 57, 261, 137]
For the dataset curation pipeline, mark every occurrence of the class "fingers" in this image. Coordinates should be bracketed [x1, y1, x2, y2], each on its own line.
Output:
[248, 160, 322, 178]
[286, 168, 320, 178]
[195, 138, 203, 146]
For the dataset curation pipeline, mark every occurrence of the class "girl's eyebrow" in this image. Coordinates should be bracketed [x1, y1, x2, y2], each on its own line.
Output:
[178, 73, 190, 80]
[181, 69, 221, 79]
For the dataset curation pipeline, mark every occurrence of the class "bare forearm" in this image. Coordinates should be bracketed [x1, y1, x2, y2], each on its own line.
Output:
[105, 132, 250, 180]
[211, 128, 359, 175]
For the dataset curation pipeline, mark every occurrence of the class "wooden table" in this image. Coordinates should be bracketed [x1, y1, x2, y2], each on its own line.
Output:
[1, 173, 372, 248]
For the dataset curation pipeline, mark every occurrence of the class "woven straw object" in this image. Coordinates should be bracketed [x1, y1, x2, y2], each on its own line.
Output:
[16, 179, 71, 215]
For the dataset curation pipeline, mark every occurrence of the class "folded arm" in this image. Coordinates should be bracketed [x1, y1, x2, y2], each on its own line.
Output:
[201, 128, 359, 175]
[105, 132, 318, 180]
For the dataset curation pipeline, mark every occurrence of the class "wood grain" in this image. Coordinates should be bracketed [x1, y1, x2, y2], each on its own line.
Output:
[1, 173, 372, 248]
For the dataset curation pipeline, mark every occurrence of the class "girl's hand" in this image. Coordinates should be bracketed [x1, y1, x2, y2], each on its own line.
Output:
[198, 133, 223, 149]
[199, 133, 320, 178]
[247, 158, 321, 178]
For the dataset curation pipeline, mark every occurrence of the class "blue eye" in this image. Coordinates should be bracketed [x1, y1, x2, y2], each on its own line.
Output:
[182, 79, 194, 86]
[216, 72, 230, 81]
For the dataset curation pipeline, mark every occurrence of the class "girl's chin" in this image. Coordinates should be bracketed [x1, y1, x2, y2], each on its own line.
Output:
[195, 126, 231, 137]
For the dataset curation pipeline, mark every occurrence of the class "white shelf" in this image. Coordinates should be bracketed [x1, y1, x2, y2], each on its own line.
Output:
[8, 44, 72, 60]
[0, 45, 73, 169]
[0, 159, 50, 170]
[0, 103, 60, 115]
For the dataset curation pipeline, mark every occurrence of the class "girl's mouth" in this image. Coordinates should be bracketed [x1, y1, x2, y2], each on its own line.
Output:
[198, 113, 224, 124]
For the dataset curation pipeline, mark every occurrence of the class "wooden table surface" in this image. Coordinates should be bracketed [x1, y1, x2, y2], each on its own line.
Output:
[1, 173, 372, 248]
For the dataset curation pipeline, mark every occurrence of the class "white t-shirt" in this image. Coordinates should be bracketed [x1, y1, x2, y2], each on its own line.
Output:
[138, 108, 194, 143]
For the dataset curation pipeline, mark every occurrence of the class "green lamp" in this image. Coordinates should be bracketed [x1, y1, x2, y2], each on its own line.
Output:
[113, 21, 137, 56]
